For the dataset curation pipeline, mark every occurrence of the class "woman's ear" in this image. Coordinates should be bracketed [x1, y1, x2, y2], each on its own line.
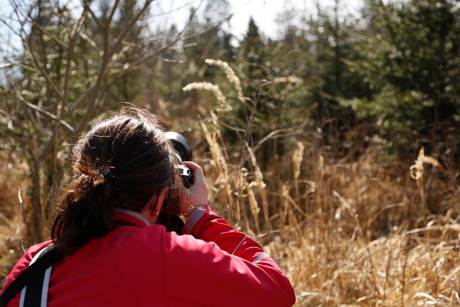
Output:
[141, 187, 168, 224]
[152, 188, 168, 216]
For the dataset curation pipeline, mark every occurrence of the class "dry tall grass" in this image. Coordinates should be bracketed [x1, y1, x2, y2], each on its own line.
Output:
[2, 131, 459, 306]
[199, 119, 460, 306]
[0, 154, 25, 279]
[182, 60, 460, 306]
[1, 59, 460, 306]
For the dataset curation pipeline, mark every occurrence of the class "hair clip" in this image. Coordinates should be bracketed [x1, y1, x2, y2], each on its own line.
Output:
[98, 166, 114, 181]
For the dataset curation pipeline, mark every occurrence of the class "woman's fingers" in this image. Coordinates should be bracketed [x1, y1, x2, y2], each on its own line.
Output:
[182, 161, 208, 206]
[183, 161, 205, 185]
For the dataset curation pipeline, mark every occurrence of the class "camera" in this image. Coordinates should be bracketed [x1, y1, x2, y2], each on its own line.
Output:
[165, 131, 194, 188]
[157, 131, 193, 234]
[156, 131, 194, 234]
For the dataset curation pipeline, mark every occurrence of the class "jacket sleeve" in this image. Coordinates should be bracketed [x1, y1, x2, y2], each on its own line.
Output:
[162, 205, 296, 307]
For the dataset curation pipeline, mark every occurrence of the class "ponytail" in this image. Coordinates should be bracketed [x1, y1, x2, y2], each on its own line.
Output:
[52, 168, 117, 255]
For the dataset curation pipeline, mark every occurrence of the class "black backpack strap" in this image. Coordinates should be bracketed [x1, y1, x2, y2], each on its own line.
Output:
[21, 246, 55, 307]
[0, 246, 63, 307]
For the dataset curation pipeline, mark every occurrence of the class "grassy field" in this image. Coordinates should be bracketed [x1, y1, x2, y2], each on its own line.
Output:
[198, 115, 460, 306]
[1, 123, 460, 306]
[1, 0, 460, 305]
[1, 66, 460, 306]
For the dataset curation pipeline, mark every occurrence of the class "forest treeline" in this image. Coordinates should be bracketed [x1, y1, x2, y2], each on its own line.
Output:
[2, 2, 460, 304]
[141, 0, 460, 162]
[0, 0, 459, 240]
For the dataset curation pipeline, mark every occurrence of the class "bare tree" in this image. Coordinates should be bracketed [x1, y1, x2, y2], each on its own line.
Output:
[0, 0, 180, 242]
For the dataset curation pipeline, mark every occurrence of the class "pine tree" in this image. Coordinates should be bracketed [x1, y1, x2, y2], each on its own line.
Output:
[355, 0, 460, 157]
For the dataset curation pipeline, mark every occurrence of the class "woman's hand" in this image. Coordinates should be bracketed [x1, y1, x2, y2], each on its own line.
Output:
[179, 161, 208, 216]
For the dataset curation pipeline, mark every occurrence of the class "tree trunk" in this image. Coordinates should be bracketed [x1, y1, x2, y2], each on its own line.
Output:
[30, 159, 43, 242]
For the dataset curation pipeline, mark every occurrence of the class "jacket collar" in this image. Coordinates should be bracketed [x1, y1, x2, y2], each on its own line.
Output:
[114, 208, 151, 227]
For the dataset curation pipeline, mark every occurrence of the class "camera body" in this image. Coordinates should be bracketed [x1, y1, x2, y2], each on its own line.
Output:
[177, 164, 193, 188]
[157, 131, 193, 234]
[165, 131, 194, 188]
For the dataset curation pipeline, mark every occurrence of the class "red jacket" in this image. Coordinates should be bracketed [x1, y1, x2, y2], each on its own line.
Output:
[1, 205, 296, 306]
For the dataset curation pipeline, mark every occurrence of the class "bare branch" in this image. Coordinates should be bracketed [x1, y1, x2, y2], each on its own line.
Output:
[73, 0, 155, 137]
[108, 0, 154, 59]
[83, 0, 105, 30]
[62, 8, 88, 110]
[16, 94, 74, 132]
[108, 0, 121, 24]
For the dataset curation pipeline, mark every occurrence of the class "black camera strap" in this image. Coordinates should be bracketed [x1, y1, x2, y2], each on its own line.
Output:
[0, 246, 63, 307]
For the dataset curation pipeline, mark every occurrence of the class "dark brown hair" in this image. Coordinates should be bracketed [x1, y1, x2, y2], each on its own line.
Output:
[51, 108, 181, 255]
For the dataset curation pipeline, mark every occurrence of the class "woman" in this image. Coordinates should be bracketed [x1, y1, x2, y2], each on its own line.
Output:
[1, 109, 296, 306]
